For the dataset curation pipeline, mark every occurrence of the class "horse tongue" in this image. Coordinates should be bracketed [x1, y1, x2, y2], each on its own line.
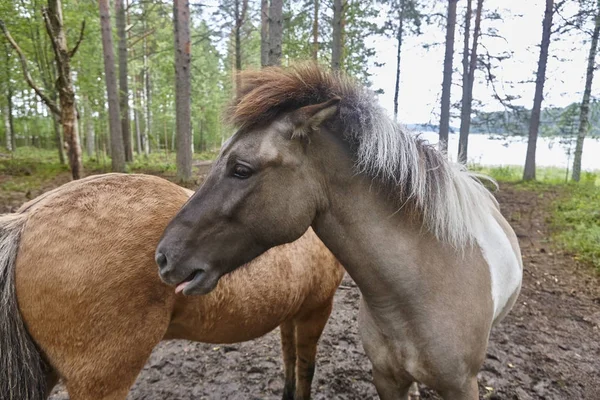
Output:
[175, 281, 189, 294]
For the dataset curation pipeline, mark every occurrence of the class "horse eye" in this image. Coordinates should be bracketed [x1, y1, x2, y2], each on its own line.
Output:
[232, 164, 252, 179]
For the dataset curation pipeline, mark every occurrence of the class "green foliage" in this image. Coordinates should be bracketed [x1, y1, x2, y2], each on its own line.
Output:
[551, 182, 600, 271]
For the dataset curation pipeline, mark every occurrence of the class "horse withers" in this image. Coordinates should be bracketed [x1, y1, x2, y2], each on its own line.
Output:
[156, 65, 523, 400]
[0, 173, 343, 400]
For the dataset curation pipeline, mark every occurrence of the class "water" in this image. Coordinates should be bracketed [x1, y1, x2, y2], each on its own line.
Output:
[417, 132, 600, 171]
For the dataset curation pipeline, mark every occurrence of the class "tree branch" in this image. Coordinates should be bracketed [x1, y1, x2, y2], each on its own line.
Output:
[0, 19, 61, 116]
[42, 8, 61, 60]
[128, 28, 155, 49]
[68, 20, 86, 58]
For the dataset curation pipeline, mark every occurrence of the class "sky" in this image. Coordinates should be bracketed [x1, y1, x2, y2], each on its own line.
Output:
[368, 0, 593, 125]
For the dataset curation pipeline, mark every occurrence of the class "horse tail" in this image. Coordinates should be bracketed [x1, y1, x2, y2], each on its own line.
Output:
[0, 213, 46, 400]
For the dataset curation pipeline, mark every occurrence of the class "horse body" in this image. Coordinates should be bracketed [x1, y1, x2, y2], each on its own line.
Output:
[312, 159, 521, 397]
[156, 65, 523, 399]
[1, 173, 343, 400]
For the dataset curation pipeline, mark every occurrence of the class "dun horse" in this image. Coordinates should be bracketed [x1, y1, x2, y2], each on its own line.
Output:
[0, 173, 344, 400]
[157, 65, 523, 400]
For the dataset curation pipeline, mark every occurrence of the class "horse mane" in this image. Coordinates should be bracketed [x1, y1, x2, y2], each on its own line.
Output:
[231, 64, 498, 248]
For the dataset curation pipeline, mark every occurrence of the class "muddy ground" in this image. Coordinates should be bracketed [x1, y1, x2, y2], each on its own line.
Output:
[2, 170, 598, 399]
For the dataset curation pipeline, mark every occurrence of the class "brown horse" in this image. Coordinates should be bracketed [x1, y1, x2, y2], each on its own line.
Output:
[0, 173, 344, 400]
[156, 65, 523, 400]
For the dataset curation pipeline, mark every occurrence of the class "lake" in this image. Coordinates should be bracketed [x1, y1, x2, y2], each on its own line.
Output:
[417, 132, 600, 171]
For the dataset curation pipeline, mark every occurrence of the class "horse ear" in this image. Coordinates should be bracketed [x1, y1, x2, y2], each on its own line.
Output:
[291, 97, 341, 139]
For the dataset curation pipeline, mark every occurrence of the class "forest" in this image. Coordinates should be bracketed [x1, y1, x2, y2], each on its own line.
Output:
[0, 1, 599, 399]
[1, 0, 599, 182]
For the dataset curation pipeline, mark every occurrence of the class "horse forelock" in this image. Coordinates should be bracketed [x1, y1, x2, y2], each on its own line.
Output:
[230, 64, 498, 249]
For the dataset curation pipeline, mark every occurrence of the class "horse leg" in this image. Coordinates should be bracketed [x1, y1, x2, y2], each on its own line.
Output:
[293, 300, 333, 400]
[62, 344, 156, 400]
[280, 320, 297, 400]
[408, 382, 420, 399]
[439, 376, 479, 400]
[372, 367, 414, 400]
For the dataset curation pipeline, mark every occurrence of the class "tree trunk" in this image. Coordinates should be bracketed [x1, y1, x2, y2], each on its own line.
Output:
[3, 46, 15, 152]
[234, 0, 248, 96]
[332, 0, 344, 70]
[572, 0, 600, 182]
[44, 0, 83, 179]
[439, 0, 458, 153]
[523, 0, 553, 181]
[99, 0, 126, 172]
[268, 0, 283, 66]
[457, 0, 483, 164]
[116, 0, 132, 162]
[85, 105, 95, 158]
[174, 0, 192, 182]
[133, 79, 143, 155]
[52, 109, 65, 162]
[312, 0, 319, 61]
[261, 0, 269, 67]
[143, 18, 151, 155]
[393, 1, 405, 121]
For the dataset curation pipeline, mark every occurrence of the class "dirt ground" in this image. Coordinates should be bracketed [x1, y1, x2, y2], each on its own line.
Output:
[2, 171, 598, 399]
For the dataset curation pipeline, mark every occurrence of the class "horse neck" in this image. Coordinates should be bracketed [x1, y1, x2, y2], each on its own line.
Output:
[312, 171, 430, 304]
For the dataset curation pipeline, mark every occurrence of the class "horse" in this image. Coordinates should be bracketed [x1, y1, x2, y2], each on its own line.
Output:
[156, 64, 523, 400]
[0, 173, 344, 400]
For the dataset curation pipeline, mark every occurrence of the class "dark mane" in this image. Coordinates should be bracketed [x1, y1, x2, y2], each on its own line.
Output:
[229, 64, 358, 130]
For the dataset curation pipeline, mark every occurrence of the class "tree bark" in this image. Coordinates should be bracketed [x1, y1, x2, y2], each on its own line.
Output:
[268, 0, 282, 66]
[143, 17, 151, 155]
[457, 0, 483, 164]
[85, 106, 95, 158]
[439, 0, 458, 153]
[312, 0, 319, 61]
[116, 0, 132, 162]
[393, 0, 405, 121]
[134, 78, 143, 156]
[572, 0, 600, 182]
[174, 0, 192, 182]
[332, 0, 344, 70]
[43, 0, 83, 179]
[99, 0, 126, 172]
[261, 0, 269, 67]
[523, 0, 553, 181]
[3, 45, 15, 152]
[234, 0, 248, 96]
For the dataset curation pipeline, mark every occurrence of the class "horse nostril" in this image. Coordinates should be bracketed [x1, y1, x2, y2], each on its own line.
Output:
[155, 252, 168, 271]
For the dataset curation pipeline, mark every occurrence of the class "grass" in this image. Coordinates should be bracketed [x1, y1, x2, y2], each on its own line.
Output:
[550, 183, 600, 270]
[0, 146, 219, 193]
[471, 164, 600, 271]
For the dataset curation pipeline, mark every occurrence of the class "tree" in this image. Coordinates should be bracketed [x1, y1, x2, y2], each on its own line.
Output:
[572, 0, 600, 182]
[174, 0, 192, 182]
[457, 0, 484, 164]
[233, 0, 249, 95]
[261, 0, 269, 66]
[523, 0, 554, 181]
[380, 0, 422, 120]
[1, 0, 84, 179]
[99, 0, 126, 172]
[439, 0, 458, 153]
[1, 43, 15, 152]
[116, 0, 133, 162]
[332, 0, 344, 70]
[268, 0, 283, 66]
[312, 0, 319, 61]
